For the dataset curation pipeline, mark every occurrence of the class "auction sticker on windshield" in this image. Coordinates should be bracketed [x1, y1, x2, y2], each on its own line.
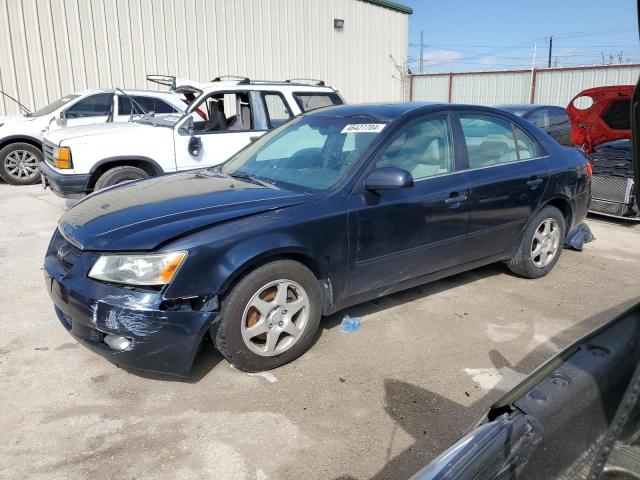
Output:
[341, 123, 386, 133]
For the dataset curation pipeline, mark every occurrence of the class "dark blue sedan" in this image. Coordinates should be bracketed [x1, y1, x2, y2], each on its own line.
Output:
[44, 103, 591, 374]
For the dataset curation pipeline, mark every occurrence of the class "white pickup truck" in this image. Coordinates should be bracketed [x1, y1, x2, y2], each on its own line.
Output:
[39, 77, 344, 197]
[0, 86, 188, 185]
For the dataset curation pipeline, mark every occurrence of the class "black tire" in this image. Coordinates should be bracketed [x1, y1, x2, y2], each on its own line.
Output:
[215, 260, 322, 372]
[93, 165, 149, 191]
[0, 142, 43, 185]
[507, 205, 566, 279]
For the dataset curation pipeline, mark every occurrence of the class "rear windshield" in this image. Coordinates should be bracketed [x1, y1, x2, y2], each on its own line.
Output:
[293, 92, 343, 112]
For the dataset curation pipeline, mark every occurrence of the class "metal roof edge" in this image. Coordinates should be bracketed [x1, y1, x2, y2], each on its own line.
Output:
[359, 0, 413, 15]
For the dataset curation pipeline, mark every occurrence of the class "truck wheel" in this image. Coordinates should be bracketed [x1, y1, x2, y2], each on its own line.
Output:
[93, 166, 149, 191]
[0, 142, 43, 185]
[507, 205, 566, 279]
[215, 260, 322, 372]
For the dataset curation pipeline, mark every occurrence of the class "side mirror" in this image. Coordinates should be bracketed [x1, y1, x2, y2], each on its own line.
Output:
[364, 167, 414, 191]
[55, 110, 66, 124]
[188, 136, 202, 156]
[179, 116, 194, 136]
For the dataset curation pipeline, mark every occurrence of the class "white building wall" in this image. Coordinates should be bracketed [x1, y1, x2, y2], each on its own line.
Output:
[0, 0, 409, 115]
[410, 64, 640, 107]
[534, 65, 640, 106]
[411, 73, 448, 103]
[451, 71, 531, 105]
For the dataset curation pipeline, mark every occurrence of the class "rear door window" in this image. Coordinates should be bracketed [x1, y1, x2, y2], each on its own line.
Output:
[293, 92, 343, 112]
[262, 93, 293, 128]
[459, 115, 518, 168]
[65, 93, 113, 118]
[513, 126, 542, 160]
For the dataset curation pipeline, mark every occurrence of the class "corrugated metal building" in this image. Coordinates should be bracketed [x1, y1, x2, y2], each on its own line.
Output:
[0, 0, 411, 116]
[410, 64, 640, 107]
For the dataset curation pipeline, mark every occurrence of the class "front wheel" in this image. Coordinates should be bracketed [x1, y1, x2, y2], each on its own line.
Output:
[93, 165, 149, 191]
[0, 142, 43, 185]
[507, 205, 566, 279]
[215, 260, 322, 372]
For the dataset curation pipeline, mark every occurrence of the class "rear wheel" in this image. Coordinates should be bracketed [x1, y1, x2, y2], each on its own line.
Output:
[93, 165, 149, 191]
[215, 260, 322, 372]
[0, 142, 42, 185]
[507, 205, 566, 278]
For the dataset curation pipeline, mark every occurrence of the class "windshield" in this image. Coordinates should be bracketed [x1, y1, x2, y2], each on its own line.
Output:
[30, 94, 80, 117]
[221, 115, 386, 191]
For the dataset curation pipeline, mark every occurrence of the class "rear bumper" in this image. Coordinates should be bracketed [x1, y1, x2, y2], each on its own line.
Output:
[44, 262, 218, 376]
[572, 190, 591, 228]
[39, 162, 90, 198]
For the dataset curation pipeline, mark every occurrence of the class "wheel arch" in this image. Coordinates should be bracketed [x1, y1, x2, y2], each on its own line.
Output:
[87, 156, 164, 190]
[542, 195, 574, 232]
[0, 135, 43, 152]
[218, 248, 334, 315]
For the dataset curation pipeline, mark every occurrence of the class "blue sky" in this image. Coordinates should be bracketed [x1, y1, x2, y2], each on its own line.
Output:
[401, 0, 639, 73]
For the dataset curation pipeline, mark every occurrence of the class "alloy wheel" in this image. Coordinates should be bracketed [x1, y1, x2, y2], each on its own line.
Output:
[530, 217, 561, 268]
[5, 150, 39, 180]
[240, 279, 310, 357]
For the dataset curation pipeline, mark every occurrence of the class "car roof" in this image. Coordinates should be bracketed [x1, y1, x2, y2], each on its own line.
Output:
[74, 88, 177, 98]
[495, 104, 563, 111]
[303, 102, 519, 122]
[196, 82, 338, 95]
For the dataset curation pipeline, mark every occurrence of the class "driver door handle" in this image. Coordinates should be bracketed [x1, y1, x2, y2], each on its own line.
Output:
[445, 194, 468, 204]
[527, 178, 544, 187]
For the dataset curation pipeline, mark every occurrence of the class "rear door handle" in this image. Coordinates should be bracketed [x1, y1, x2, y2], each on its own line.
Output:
[445, 194, 468, 204]
[527, 178, 544, 187]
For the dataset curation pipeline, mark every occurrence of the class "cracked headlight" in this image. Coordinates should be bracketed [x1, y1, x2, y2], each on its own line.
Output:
[88, 251, 187, 286]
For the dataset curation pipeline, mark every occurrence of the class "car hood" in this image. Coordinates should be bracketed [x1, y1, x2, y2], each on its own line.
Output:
[45, 122, 152, 144]
[59, 170, 319, 251]
[0, 114, 35, 125]
[567, 85, 633, 153]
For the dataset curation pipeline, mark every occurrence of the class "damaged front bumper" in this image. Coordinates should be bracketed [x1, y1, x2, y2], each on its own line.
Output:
[43, 231, 218, 376]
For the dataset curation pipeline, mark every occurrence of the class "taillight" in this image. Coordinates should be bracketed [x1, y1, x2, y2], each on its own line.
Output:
[195, 108, 207, 120]
[586, 160, 592, 179]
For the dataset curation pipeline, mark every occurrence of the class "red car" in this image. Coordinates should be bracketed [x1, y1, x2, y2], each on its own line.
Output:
[567, 85, 637, 220]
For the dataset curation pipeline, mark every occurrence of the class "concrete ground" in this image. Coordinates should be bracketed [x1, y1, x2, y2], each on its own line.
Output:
[1, 183, 639, 480]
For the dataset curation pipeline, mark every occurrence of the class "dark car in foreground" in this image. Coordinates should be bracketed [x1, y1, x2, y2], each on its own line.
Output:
[43, 103, 591, 374]
[496, 104, 572, 146]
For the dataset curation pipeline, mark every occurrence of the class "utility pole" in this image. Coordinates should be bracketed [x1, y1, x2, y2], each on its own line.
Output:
[530, 42, 537, 104]
[547, 35, 553, 68]
[420, 30, 424, 73]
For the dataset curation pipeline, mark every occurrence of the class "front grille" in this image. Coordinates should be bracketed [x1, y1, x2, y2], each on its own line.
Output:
[50, 230, 82, 272]
[590, 199, 625, 216]
[591, 175, 633, 204]
[43, 140, 56, 165]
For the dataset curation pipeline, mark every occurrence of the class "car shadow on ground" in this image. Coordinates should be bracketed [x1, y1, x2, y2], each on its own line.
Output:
[319, 262, 509, 333]
[331, 298, 639, 480]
